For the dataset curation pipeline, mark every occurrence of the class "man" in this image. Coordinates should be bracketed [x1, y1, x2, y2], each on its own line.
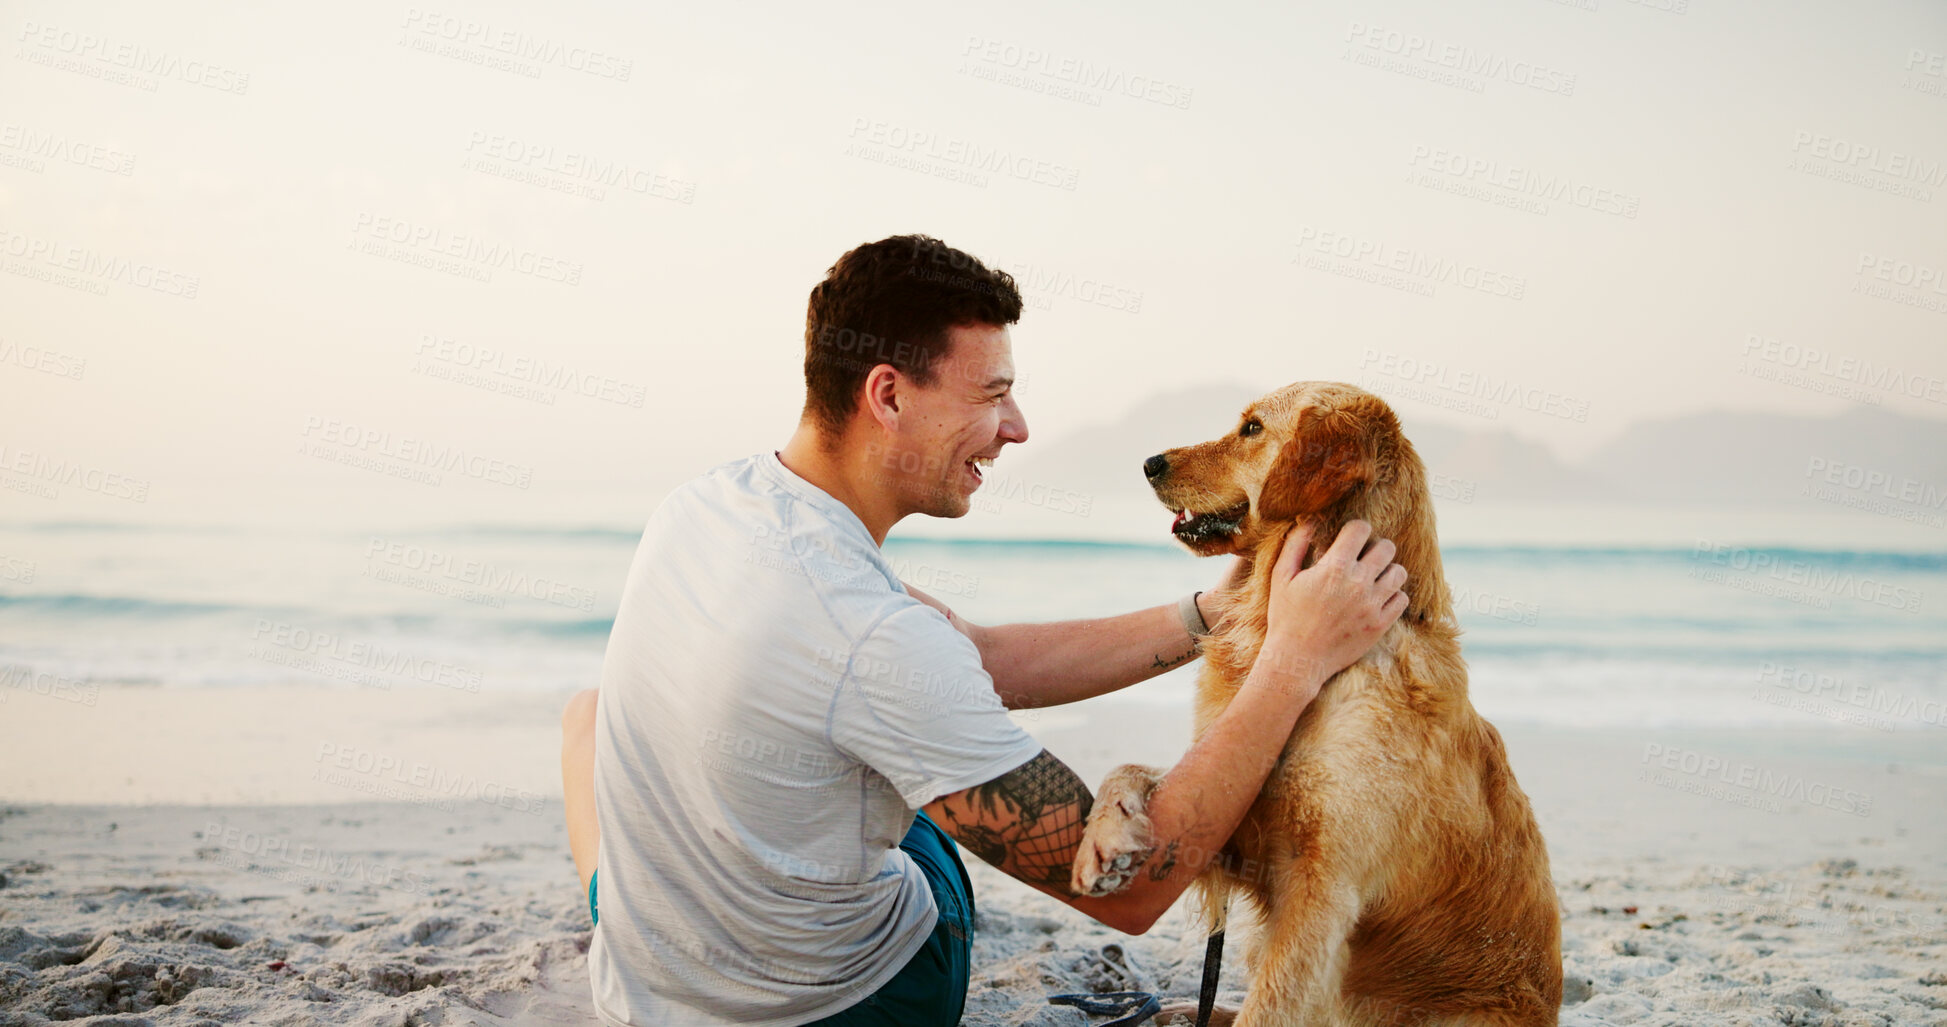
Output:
[559, 234, 1408, 1026]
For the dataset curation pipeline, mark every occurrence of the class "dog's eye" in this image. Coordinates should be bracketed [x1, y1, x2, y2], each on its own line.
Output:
[1240, 420, 1262, 438]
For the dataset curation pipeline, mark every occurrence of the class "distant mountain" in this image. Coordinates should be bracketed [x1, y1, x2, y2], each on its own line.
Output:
[1400, 424, 1594, 502]
[1578, 405, 1947, 506]
[1005, 387, 1947, 511]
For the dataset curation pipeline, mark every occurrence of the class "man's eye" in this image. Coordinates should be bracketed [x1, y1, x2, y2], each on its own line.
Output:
[1240, 420, 1262, 437]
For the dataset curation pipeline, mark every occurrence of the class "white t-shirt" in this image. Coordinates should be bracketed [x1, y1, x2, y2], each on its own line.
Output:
[589, 451, 1043, 1027]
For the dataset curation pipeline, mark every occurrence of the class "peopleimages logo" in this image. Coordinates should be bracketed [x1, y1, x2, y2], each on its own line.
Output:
[0, 443, 149, 501]
[298, 415, 534, 489]
[0, 228, 200, 298]
[1293, 226, 1528, 302]
[0, 663, 98, 706]
[1788, 130, 1946, 201]
[1740, 333, 1947, 406]
[1853, 251, 1947, 315]
[411, 334, 647, 408]
[313, 742, 546, 814]
[1800, 457, 1947, 529]
[1406, 145, 1639, 218]
[1341, 22, 1576, 96]
[1754, 661, 1945, 730]
[845, 117, 1081, 191]
[0, 338, 86, 380]
[203, 823, 425, 893]
[1005, 262, 1144, 314]
[398, 8, 632, 81]
[958, 36, 1194, 110]
[249, 619, 483, 693]
[1689, 540, 1924, 613]
[364, 536, 598, 611]
[14, 20, 251, 94]
[0, 123, 136, 175]
[1640, 743, 1872, 817]
[461, 131, 693, 204]
[970, 472, 1093, 519]
[1357, 348, 1588, 422]
[1804, 457, 1947, 509]
[348, 212, 583, 286]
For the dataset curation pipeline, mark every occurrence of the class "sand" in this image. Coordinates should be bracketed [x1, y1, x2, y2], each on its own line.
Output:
[3, 686, 1945, 1025]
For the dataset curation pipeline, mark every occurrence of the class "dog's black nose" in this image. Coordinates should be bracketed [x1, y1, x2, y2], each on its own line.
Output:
[1143, 454, 1168, 480]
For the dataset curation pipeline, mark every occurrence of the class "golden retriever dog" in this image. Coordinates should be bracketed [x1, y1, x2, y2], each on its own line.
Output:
[1072, 382, 1560, 1026]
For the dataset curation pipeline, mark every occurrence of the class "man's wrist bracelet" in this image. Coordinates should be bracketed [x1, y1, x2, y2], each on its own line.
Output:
[1178, 591, 1211, 640]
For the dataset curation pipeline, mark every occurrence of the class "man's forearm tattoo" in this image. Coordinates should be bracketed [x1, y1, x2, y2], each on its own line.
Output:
[1151, 649, 1194, 671]
[956, 824, 1007, 867]
[1148, 839, 1180, 881]
[938, 750, 1093, 886]
[964, 749, 1086, 824]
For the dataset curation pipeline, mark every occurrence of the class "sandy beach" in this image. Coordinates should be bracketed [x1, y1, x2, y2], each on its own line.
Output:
[3, 685, 1944, 1025]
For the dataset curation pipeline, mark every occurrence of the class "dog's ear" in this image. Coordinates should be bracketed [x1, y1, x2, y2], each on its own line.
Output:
[1257, 406, 1374, 521]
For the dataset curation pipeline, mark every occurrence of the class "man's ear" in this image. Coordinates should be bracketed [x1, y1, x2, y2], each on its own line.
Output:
[861, 363, 902, 432]
[1256, 407, 1373, 522]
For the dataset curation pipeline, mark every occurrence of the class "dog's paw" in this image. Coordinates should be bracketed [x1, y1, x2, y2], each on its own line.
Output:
[1070, 792, 1155, 897]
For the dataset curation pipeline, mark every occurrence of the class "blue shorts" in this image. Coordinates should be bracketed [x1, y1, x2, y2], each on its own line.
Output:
[588, 810, 974, 1027]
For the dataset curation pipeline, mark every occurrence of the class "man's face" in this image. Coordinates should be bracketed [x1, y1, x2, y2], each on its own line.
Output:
[881, 323, 1028, 519]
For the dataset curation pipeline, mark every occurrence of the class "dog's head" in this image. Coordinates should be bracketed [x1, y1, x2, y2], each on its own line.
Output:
[1145, 381, 1446, 619]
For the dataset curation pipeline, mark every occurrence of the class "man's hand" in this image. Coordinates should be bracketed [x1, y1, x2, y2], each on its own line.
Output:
[1256, 520, 1408, 692]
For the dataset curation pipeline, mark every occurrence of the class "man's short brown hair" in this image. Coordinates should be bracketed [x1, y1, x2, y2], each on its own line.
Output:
[802, 234, 1023, 434]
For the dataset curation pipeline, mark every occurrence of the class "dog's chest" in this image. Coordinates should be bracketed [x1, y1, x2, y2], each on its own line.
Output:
[1221, 702, 1369, 871]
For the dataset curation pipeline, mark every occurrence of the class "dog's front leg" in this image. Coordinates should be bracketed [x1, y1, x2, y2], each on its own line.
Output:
[1070, 763, 1165, 896]
[1232, 875, 1362, 1027]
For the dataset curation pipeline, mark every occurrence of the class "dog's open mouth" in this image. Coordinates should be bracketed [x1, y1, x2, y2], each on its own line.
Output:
[1170, 505, 1247, 543]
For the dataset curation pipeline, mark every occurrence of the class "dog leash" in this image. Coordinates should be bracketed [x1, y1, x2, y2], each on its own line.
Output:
[1049, 942, 1158, 1026]
[1192, 887, 1231, 1027]
[1047, 990, 1161, 1026]
[1194, 925, 1225, 1027]
[1043, 940, 1221, 1027]
[1047, 890, 1229, 1027]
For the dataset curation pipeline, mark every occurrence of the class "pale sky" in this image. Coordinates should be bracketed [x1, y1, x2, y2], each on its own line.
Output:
[3, 0, 1943, 527]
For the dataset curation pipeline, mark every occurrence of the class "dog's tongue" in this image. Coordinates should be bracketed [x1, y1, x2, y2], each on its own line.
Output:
[1171, 510, 1189, 531]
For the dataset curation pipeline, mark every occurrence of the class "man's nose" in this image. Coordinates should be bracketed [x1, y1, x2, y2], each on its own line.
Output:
[1000, 395, 1029, 444]
[1143, 454, 1168, 480]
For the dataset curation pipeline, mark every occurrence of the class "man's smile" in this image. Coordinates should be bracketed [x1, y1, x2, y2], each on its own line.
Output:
[965, 454, 996, 487]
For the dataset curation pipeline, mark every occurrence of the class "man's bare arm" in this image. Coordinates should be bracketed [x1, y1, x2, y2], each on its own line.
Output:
[972, 605, 1195, 710]
[905, 559, 1244, 710]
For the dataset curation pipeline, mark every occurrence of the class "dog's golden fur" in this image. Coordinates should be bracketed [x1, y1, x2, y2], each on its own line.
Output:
[1076, 382, 1560, 1026]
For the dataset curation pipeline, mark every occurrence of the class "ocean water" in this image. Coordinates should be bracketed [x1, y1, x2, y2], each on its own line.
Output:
[1, 520, 1943, 733]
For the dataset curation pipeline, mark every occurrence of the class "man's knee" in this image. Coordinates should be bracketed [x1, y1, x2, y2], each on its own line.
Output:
[562, 688, 599, 736]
